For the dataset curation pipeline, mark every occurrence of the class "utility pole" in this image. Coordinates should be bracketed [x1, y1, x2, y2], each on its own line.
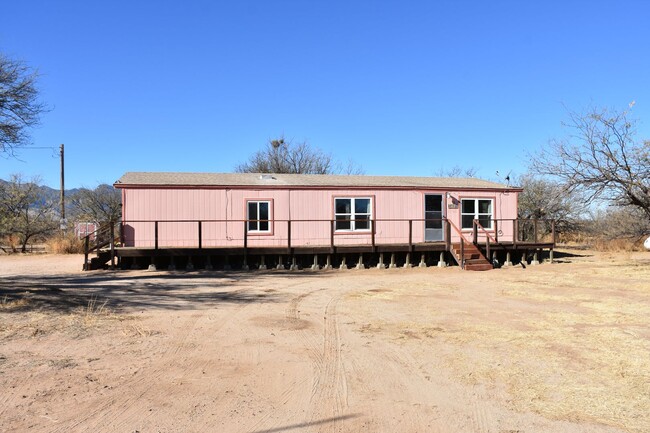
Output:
[60, 143, 65, 231]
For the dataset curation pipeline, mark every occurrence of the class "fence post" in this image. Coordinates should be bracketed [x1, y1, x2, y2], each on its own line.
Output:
[154, 221, 159, 250]
[198, 221, 202, 249]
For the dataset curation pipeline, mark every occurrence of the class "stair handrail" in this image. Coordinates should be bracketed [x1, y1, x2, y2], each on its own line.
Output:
[473, 220, 493, 260]
[446, 219, 472, 269]
[83, 221, 121, 270]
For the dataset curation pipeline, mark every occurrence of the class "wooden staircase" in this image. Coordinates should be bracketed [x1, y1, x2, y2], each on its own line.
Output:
[451, 242, 493, 271]
[83, 222, 120, 271]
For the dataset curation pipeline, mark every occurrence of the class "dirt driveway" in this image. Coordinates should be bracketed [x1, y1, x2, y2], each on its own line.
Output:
[1, 250, 649, 433]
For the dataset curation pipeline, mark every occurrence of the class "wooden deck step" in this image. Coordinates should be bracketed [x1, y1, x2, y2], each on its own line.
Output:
[451, 242, 493, 271]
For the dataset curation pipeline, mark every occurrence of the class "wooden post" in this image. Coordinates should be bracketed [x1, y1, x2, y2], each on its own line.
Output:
[445, 219, 451, 251]
[198, 221, 202, 249]
[551, 220, 556, 247]
[330, 219, 335, 253]
[243, 220, 248, 264]
[473, 220, 478, 245]
[494, 219, 498, 243]
[154, 221, 159, 250]
[408, 220, 413, 251]
[287, 220, 292, 253]
[95, 227, 101, 257]
[513, 219, 518, 247]
[110, 223, 115, 270]
[84, 236, 89, 270]
[460, 240, 465, 269]
[486, 237, 490, 262]
[119, 222, 124, 246]
[371, 219, 376, 251]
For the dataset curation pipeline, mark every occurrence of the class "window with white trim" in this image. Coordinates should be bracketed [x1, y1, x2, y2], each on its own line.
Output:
[335, 197, 372, 231]
[247, 200, 271, 233]
[461, 198, 493, 229]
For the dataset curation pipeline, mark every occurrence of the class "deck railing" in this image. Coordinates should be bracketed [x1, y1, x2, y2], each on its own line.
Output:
[113, 217, 556, 252]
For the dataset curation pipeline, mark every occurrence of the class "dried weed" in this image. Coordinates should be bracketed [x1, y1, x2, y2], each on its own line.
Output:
[0, 294, 30, 311]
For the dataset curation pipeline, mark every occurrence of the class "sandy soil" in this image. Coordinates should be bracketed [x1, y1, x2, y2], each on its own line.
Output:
[1, 250, 649, 433]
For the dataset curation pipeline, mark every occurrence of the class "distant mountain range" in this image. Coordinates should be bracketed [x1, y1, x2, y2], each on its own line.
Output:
[0, 179, 89, 218]
[0, 178, 82, 201]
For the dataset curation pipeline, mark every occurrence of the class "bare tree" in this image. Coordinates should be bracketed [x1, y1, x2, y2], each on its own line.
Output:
[434, 165, 478, 178]
[235, 137, 363, 175]
[0, 54, 47, 155]
[516, 173, 585, 232]
[588, 206, 650, 240]
[0, 174, 58, 252]
[531, 104, 650, 222]
[69, 184, 122, 224]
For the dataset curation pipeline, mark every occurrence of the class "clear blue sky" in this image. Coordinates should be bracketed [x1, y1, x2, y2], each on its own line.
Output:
[2, 0, 649, 189]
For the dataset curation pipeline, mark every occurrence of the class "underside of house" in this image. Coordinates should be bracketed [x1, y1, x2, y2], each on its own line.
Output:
[83, 172, 555, 271]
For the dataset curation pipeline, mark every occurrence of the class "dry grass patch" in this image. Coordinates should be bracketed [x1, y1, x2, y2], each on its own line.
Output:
[0, 294, 31, 311]
[440, 268, 650, 432]
[46, 233, 84, 254]
[350, 257, 650, 432]
[0, 296, 154, 342]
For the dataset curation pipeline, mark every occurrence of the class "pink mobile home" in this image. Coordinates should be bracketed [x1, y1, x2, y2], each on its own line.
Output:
[101, 172, 553, 271]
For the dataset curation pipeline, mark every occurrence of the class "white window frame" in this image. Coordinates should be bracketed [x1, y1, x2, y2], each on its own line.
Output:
[460, 198, 493, 230]
[334, 197, 372, 232]
[247, 200, 272, 233]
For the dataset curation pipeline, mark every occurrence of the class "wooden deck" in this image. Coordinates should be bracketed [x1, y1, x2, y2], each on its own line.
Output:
[115, 241, 554, 257]
[84, 219, 556, 270]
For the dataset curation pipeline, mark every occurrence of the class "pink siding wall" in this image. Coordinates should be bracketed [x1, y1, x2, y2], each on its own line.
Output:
[121, 187, 519, 247]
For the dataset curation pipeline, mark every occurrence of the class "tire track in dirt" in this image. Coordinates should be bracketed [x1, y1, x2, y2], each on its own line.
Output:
[310, 294, 349, 433]
[246, 286, 327, 433]
[89, 279, 321, 433]
[470, 396, 495, 433]
[49, 309, 208, 432]
[285, 288, 325, 363]
[0, 315, 80, 419]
